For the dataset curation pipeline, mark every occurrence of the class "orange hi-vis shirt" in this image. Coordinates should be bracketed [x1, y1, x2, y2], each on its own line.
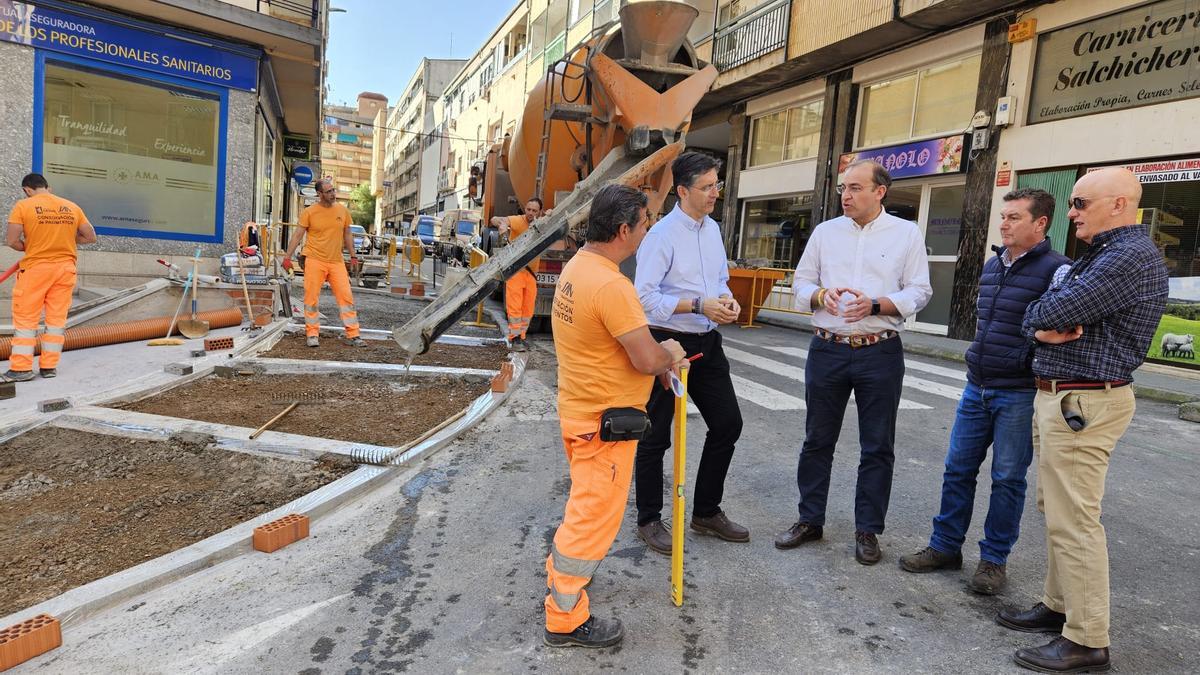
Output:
[507, 214, 541, 272]
[552, 249, 652, 420]
[299, 202, 352, 263]
[7, 193, 88, 270]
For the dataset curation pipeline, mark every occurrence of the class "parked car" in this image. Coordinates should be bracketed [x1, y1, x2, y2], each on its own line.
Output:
[349, 224, 372, 254]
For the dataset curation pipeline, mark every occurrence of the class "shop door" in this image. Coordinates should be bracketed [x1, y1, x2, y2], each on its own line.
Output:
[1017, 168, 1077, 253]
[886, 178, 963, 334]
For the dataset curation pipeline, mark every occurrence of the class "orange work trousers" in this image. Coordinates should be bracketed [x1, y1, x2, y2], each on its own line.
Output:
[545, 416, 637, 633]
[505, 268, 536, 340]
[302, 258, 360, 339]
[9, 261, 76, 372]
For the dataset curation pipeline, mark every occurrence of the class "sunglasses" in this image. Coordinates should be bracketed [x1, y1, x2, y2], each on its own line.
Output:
[1069, 195, 1115, 210]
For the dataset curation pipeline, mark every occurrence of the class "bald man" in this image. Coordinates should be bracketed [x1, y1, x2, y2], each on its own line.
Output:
[996, 168, 1167, 674]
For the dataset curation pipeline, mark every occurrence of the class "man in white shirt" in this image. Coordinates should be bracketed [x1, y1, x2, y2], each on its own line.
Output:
[774, 160, 932, 565]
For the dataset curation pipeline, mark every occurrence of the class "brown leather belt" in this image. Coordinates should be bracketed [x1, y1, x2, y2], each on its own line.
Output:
[814, 328, 898, 348]
[1035, 378, 1130, 394]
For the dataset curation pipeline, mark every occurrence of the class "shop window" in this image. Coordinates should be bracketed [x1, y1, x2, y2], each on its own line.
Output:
[917, 261, 955, 325]
[858, 53, 981, 149]
[925, 184, 964, 256]
[741, 194, 812, 268]
[749, 99, 823, 167]
[40, 58, 223, 241]
[884, 184, 921, 222]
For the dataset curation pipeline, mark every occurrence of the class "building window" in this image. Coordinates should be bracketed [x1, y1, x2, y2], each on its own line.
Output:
[717, 0, 774, 27]
[857, 53, 981, 149]
[740, 193, 813, 268]
[39, 57, 224, 241]
[748, 99, 823, 167]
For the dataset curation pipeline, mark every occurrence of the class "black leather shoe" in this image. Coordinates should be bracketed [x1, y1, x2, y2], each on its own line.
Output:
[39, 368, 56, 379]
[543, 615, 624, 648]
[690, 511, 749, 542]
[997, 602, 1067, 634]
[637, 521, 672, 556]
[1013, 635, 1110, 673]
[855, 531, 882, 565]
[774, 521, 822, 549]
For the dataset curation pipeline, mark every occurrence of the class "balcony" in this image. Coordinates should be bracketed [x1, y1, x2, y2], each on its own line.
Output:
[712, 0, 789, 71]
[254, 0, 319, 28]
[437, 168, 458, 193]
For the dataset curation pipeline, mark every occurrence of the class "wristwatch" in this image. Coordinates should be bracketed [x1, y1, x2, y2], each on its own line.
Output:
[870, 299, 881, 316]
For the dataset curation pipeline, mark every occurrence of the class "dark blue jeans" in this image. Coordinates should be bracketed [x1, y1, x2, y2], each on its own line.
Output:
[928, 382, 1035, 565]
[796, 334, 904, 533]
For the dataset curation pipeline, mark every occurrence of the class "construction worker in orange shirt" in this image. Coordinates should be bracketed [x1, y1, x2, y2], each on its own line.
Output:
[3, 173, 97, 383]
[543, 184, 687, 649]
[282, 178, 364, 348]
[490, 196, 545, 352]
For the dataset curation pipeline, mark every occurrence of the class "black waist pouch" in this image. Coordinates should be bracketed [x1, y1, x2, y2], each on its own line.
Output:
[599, 407, 651, 442]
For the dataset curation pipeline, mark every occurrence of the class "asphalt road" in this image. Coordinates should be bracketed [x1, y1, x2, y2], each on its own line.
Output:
[28, 323, 1199, 674]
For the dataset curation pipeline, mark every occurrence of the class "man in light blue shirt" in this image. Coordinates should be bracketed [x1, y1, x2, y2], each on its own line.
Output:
[632, 152, 748, 556]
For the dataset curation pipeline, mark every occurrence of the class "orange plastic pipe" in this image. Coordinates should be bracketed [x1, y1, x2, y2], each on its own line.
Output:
[0, 307, 244, 360]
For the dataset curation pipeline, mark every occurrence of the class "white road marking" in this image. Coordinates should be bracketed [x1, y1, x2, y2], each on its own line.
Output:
[725, 336, 968, 381]
[721, 347, 931, 410]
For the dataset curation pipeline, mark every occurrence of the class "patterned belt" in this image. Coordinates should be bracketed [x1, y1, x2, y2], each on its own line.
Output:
[1035, 378, 1130, 394]
[814, 328, 898, 348]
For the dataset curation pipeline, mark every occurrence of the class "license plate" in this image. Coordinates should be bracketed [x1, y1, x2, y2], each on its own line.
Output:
[535, 273, 559, 285]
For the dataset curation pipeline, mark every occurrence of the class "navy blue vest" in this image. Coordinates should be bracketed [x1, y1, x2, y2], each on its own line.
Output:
[965, 239, 1070, 389]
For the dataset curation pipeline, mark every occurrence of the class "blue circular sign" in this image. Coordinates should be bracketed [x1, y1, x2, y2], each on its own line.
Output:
[293, 165, 314, 185]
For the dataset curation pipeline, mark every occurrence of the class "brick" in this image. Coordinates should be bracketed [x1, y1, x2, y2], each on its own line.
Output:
[490, 362, 514, 393]
[164, 363, 193, 376]
[252, 513, 310, 553]
[203, 336, 235, 352]
[0, 614, 61, 671]
[190, 349, 207, 358]
[0, 383, 14, 401]
[409, 282, 425, 298]
[391, 286, 407, 295]
[36, 398, 70, 413]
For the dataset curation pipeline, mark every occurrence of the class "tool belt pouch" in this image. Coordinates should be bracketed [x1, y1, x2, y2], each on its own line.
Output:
[599, 407, 651, 442]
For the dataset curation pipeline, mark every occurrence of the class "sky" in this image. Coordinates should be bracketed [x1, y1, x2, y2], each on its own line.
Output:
[324, 0, 514, 107]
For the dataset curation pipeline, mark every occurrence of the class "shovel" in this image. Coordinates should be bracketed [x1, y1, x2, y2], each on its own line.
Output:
[178, 253, 210, 338]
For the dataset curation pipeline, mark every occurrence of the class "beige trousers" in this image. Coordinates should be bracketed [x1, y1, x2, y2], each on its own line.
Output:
[1033, 385, 1135, 648]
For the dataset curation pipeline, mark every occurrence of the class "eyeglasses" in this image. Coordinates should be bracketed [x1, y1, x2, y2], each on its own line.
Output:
[1068, 196, 1114, 210]
[835, 183, 876, 195]
[690, 180, 724, 194]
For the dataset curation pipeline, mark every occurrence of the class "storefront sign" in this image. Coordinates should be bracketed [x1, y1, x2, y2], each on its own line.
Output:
[1030, 0, 1200, 124]
[283, 136, 311, 160]
[1088, 156, 1200, 183]
[0, 1, 257, 90]
[838, 135, 968, 181]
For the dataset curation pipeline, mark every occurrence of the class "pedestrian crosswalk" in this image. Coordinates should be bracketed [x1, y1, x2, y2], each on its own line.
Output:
[704, 334, 969, 413]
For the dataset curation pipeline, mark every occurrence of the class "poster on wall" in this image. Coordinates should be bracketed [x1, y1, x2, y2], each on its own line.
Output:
[41, 59, 222, 241]
[1089, 159, 1200, 368]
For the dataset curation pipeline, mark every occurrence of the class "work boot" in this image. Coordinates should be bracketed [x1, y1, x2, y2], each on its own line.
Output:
[1013, 636, 1110, 673]
[1, 369, 35, 383]
[306, 336, 319, 348]
[690, 511, 749, 542]
[543, 615, 624, 649]
[39, 368, 57, 379]
[968, 560, 1008, 595]
[509, 337, 527, 352]
[343, 337, 367, 347]
[636, 521, 672, 556]
[774, 521, 822, 549]
[996, 602, 1067, 634]
[855, 531, 882, 565]
[899, 546, 962, 573]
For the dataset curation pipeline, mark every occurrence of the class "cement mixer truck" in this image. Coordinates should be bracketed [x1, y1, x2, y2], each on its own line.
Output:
[393, 0, 717, 357]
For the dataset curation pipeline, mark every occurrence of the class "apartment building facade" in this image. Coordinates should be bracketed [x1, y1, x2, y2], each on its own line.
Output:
[0, 0, 327, 287]
[378, 58, 464, 231]
[321, 92, 386, 217]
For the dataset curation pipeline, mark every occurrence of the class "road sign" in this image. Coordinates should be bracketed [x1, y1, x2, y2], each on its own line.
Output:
[293, 165, 314, 185]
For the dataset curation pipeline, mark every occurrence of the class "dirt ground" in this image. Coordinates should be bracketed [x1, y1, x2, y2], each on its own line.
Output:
[294, 283, 502, 338]
[117, 373, 489, 447]
[0, 427, 354, 618]
[260, 334, 508, 370]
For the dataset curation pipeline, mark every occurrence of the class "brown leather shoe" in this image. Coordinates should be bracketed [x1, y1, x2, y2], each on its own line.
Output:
[774, 521, 822, 549]
[637, 521, 671, 556]
[898, 546, 962, 573]
[855, 531, 882, 565]
[1013, 636, 1110, 673]
[997, 602, 1067, 634]
[968, 560, 1007, 595]
[690, 511, 749, 542]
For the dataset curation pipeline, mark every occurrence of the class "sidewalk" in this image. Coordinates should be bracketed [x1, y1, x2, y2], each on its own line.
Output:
[755, 308, 1200, 421]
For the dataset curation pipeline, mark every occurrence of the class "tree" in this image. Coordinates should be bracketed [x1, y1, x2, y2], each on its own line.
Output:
[349, 182, 375, 227]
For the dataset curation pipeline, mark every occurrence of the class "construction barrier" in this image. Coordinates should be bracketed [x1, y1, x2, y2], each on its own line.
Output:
[461, 246, 496, 328]
[739, 267, 811, 329]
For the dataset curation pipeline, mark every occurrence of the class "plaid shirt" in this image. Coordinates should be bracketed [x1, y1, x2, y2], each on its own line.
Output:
[1023, 225, 1168, 382]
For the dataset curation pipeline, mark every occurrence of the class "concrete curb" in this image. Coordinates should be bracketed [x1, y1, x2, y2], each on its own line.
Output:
[1179, 401, 1200, 423]
[753, 314, 1200, 410]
